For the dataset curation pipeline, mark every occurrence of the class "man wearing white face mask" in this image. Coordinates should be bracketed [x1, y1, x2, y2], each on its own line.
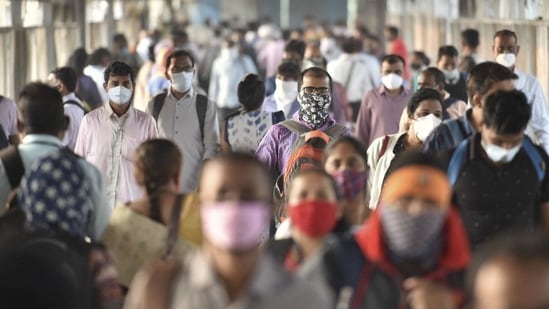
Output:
[437, 46, 468, 102]
[209, 39, 258, 126]
[367, 88, 443, 209]
[356, 54, 412, 146]
[263, 62, 301, 119]
[440, 90, 549, 251]
[493, 29, 549, 155]
[75, 61, 158, 208]
[147, 49, 219, 194]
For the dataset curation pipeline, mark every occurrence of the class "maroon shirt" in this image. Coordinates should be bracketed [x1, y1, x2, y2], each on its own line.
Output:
[355, 86, 412, 147]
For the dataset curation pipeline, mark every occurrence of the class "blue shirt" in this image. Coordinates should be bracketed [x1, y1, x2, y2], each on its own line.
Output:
[422, 108, 476, 156]
[262, 95, 300, 119]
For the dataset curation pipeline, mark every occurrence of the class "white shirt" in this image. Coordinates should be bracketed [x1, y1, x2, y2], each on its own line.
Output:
[367, 132, 406, 209]
[0, 134, 111, 239]
[0, 96, 18, 139]
[147, 87, 219, 193]
[83, 65, 108, 103]
[209, 54, 258, 109]
[62, 93, 85, 150]
[515, 69, 549, 154]
[327, 53, 378, 102]
[75, 103, 158, 208]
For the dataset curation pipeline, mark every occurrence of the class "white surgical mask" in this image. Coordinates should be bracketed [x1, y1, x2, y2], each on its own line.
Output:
[107, 86, 132, 105]
[443, 69, 460, 82]
[274, 79, 298, 116]
[274, 79, 298, 103]
[171, 71, 193, 93]
[381, 73, 403, 90]
[481, 140, 521, 163]
[496, 53, 516, 68]
[414, 114, 442, 142]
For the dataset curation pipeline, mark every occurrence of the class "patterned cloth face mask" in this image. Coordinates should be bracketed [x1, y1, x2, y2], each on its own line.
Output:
[297, 91, 331, 129]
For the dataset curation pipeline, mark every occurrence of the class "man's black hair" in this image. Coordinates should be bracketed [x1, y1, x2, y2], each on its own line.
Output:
[50, 67, 78, 93]
[483, 90, 531, 135]
[103, 61, 134, 84]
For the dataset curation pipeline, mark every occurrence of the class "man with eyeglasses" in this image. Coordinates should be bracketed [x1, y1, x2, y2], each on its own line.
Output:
[257, 67, 350, 176]
[147, 49, 219, 194]
[356, 54, 412, 147]
[493, 29, 549, 154]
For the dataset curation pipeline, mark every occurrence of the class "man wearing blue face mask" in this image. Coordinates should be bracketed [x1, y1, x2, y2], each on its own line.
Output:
[440, 90, 549, 251]
[75, 61, 158, 208]
[493, 29, 549, 155]
[147, 49, 219, 194]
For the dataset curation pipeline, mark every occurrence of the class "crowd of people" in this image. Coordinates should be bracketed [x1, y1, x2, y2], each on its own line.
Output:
[1, 16, 549, 309]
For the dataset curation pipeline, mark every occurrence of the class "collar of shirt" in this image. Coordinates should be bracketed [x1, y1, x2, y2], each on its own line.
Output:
[22, 134, 63, 146]
[62, 92, 81, 104]
[101, 101, 132, 122]
[378, 85, 409, 97]
[513, 68, 527, 89]
[188, 250, 290, 299]
[167, 86, 195, 102]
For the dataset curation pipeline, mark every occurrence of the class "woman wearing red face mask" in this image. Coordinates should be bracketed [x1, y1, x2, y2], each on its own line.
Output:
[323, 136, 370, 227]
[270, 168, 342, 274]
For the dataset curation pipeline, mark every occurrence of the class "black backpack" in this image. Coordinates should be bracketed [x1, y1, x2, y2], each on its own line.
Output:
[0, 230, 98, 309]
[64, 99, 89, 114]
[151, 91, 208, 140]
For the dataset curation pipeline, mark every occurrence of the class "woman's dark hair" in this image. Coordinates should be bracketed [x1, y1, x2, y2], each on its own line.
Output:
[323, 136, 368, 168]
[134, 139, 182, 224]
[406, 87, 443, 118]
[237, 74, 265, 112]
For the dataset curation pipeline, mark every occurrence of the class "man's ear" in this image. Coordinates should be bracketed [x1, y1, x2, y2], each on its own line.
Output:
[472, 94, 482, 108]
[103, 82, 108, 92]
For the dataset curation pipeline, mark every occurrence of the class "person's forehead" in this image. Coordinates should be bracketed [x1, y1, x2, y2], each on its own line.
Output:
[201, 160, 266, 188]
[108, 74, 131, 82]
[418, 73, 436, 84]
[494, 35, 517, 46]
[381, 61, 403, 70]
[439, 55, 457, 62]
[170, 55, 192, 66]
[301, 73, 329, 88]
[476, 258, 549, 307]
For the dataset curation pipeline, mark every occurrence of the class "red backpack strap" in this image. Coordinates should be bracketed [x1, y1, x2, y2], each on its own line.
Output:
[350, 262, 374, 309]
[377, 135, 390, 164]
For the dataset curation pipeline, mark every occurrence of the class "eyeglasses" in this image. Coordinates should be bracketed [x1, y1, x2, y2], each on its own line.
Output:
[301, 87, 330, 95]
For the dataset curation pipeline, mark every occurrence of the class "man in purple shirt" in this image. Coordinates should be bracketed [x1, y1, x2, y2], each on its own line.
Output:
[256, 67, 350, 175]
[356, 54, 412, 146]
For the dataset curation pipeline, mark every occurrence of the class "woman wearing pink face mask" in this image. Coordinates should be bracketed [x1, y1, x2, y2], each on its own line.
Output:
[323, 136, 370, 226]
[270, 168, 342, 274]
[124, 153, 333, 309]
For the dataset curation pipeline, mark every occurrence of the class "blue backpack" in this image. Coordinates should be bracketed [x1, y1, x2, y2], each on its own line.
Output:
[447, 136, 545, 186]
